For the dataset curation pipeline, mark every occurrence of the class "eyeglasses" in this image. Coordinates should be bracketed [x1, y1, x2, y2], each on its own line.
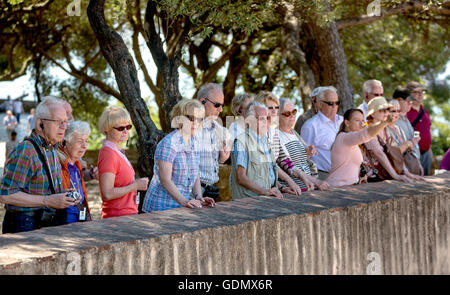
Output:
[113, 125, 132, 131]
[185, 115, 203, 124]
[41, 118, 69, 127]
[412, 90, 425, 94]
[256, 116, 268, 122]
[203, 97, 224, 109]
[281, 109, 297, 117]
[321, 101, 340, 107]
[268, 106, 280, 110]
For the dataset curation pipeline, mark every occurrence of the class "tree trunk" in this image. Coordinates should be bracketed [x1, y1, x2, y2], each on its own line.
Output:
[87, 0, 164, 182]
[278, 1, 316, 112]
[143, 0, 188, 132]
[299, 14, 354, 113]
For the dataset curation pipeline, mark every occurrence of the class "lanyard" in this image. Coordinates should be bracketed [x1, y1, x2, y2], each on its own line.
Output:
[69, 167, 81, 193]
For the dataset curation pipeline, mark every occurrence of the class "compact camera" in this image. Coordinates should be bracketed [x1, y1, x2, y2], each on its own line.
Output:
[66, 191, 81, 201]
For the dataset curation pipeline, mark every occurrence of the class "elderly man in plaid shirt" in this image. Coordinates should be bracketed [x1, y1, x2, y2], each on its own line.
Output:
[0, 96, 80, 234]
[194, 83, 231, 201]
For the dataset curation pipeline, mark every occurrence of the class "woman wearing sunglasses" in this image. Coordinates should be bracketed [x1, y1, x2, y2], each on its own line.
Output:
[97, 106, 149, 218]
[256, 92, 303, 196]
[142, 99, 216, 212]
[277, 99, 329, 191]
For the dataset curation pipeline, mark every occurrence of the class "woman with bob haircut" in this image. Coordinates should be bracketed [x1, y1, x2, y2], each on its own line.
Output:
[97, 106, 149, 218]
[143, 99, 216, 212]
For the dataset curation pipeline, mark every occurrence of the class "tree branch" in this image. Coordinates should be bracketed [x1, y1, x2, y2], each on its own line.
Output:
[336, 1, 450, 30]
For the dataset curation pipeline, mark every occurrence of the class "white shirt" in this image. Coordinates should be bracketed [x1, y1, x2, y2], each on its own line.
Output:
[358, 101, 369, 121]
[13, 100, 23, 114]
[300, 111, 343, 172]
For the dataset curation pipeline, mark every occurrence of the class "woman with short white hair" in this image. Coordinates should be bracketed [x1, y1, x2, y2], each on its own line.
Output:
[57, 121, 92, 223]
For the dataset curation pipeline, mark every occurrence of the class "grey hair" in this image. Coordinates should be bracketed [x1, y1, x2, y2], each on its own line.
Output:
[35, 96, 66, 126]
[279, 98, 294, 113]
[64, 121, 91, 143]
[317, 86, 338, 101]
[245, 101, 268, 118]
[363, 79, 383, 94]
[197, 83, 223, 100]
[231, 93, 255, 116]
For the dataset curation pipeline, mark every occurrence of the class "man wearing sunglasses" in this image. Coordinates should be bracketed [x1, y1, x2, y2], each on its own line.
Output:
[294, 86, 325, 135]
[358, 79, 384, 121]
[194, 83, 231, 201]
[300, 86, 343, 180]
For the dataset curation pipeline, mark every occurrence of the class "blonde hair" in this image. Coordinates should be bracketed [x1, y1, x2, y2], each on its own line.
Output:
[231, 93, 254, 116]
[170, 99, 205, 129]
[98, 106, 131, 135]
[255, 91, 280, 106]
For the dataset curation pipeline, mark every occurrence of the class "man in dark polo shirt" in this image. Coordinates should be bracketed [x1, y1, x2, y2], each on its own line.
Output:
[406, 81, 432, 175]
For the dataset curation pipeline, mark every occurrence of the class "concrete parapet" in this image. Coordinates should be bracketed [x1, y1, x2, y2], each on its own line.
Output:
[0, 173, 449, 274]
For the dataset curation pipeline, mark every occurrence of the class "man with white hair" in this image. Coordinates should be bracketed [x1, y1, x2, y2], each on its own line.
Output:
[294, 86, 325, 134]
[300, 86, 344, 180]
[0, 96, 81, 234]
[231, 101, 301, 200]
[359, 79, 384, 121]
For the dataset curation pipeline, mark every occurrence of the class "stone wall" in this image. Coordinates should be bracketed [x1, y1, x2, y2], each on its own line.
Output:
[0, 173, 449, 275]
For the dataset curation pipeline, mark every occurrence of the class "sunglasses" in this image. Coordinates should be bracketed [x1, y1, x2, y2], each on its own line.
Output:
[371, 93, 384, 97]
[113, 124, 132, 131]
[203, 97, 224, 108]
[281, 109, 297, 117]
[186, 115, 203, 123]
[268, 106, 280, 110]
[390, 110, 400, 113]
[322, 101, 340, 107]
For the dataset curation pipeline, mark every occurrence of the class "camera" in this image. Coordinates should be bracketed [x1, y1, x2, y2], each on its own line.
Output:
[66, 191, 81, 201]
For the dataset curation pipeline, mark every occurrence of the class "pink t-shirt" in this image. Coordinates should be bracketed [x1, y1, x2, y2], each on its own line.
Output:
[326, 128, 372, 187]
[98, 146, 138, 218]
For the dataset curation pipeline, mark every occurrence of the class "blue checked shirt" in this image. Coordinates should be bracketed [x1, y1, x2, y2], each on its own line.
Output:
[193, 119, 229, 185]
[142, 130, 200, 212]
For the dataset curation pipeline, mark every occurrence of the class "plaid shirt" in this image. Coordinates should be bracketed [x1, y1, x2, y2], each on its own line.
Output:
[0, 131, 63, 212]
[193, 119, 229, 185]
[142, 130, 200, 212]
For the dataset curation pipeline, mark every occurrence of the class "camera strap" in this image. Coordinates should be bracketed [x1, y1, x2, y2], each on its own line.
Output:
[25, 138, 56, 195]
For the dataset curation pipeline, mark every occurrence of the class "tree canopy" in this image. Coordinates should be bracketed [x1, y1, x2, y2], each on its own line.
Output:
[1, 0, 449, 177]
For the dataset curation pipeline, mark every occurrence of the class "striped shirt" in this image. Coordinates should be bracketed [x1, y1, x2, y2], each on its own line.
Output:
[267, 127, 280, 160]
[193, 119, 229, 185]
[142, 130, 200, 212]
[278, 130, 311, 189]
[0, 131, 63, 212]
